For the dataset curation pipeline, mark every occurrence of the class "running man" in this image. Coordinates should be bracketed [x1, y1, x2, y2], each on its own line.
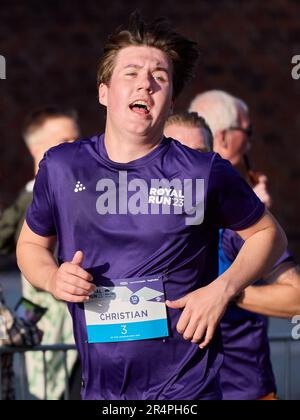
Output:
[17, 14, 286, 400]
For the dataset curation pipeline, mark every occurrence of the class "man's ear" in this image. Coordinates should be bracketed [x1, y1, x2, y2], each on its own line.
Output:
[98, 83, 108, 106]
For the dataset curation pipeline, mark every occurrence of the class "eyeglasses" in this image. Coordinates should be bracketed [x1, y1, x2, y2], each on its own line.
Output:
[226, 124, 253, 137]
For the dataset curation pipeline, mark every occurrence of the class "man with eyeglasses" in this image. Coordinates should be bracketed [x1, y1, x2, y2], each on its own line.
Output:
[189, 90, 300, 400]
[190, 90, 271, 207]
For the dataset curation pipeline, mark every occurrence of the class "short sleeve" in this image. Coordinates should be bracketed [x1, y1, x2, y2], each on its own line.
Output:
[26, 154, 56, 237]
[221, 229, 244, 262]
[272, 248, 295, 270]
[207, 154, 265, 230]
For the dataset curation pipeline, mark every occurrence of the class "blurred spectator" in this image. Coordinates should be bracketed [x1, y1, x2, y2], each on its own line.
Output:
[0, 107, 81, 399]
[164, 111, 213, 152]
[189, 89, 272, 207]
[0, 284, 15, 400]
[0, 285, 43, 400]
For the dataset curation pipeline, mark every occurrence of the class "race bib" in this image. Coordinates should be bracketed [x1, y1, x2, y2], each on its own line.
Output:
[84, 275, 169, 343]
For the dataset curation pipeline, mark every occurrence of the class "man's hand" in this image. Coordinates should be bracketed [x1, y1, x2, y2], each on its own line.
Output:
[47, 250, 96, 303]
[166, 281, 230, 349]
[253, 175, 272, 208]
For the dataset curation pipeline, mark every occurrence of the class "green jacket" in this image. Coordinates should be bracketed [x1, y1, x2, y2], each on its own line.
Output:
[0, 188, 32, 255]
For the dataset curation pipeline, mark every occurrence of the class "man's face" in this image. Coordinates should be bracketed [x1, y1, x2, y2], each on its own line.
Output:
[164, 123, 209, 152]
[99, 46, 173, 139]
[29, 116, 79, 162]
[40, 117, 79, 151]
[220, 108, 251, 166]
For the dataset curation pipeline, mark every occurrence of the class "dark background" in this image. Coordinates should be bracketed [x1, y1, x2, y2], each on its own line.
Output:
[1, 0, 300, 258]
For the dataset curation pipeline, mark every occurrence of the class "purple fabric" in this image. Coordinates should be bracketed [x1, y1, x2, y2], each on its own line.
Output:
[220, 313, 276, 400]
[26, 135, 265, 400]
[220, 229, 294, 400]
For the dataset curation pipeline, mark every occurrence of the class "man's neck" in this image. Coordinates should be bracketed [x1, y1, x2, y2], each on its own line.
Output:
[103, 128, 163, 164]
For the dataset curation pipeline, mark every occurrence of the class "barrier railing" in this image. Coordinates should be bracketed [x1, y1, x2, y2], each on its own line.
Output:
[0, 344, 77, 400]
[0, 338, 299, 400]
[268, 332, 300, 401]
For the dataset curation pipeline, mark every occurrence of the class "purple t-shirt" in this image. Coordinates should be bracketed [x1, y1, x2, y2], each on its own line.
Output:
[219, 229, 294, 400]
[26, 134, 265, 400]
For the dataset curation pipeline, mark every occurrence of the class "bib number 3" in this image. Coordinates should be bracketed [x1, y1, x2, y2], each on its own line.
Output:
[121, 325, 128, 335]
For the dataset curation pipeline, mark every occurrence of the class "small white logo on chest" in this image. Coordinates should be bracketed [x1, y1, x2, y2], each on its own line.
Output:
[74, 181, 86, 192]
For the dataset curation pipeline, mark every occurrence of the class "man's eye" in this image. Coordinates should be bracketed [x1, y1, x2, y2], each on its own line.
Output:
[153, 75, 165, 81]
[126, 72, 137, 77]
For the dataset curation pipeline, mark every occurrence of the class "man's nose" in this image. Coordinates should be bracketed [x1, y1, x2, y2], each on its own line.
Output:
[137, 73, 153, 92]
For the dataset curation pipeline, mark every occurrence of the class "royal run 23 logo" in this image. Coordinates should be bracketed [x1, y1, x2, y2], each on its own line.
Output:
[94, 171, 205, 226]
[0, 55, 6, 80]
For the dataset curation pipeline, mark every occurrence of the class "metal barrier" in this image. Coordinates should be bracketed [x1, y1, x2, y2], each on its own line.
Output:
[0, 338, 299, 400]
[269, 335, 293, 400]
[268, 334, 300, 401]
[0, 344, 77, 400]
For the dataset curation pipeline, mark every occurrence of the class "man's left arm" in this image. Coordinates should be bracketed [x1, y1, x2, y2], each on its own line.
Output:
[166, 211, 287, 348]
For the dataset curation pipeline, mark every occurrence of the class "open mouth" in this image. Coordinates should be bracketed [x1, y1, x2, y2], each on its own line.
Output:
[129, 100, 151, 115]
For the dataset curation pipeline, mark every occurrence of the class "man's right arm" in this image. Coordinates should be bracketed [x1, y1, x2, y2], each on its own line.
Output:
[16, 221, 96, 302]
